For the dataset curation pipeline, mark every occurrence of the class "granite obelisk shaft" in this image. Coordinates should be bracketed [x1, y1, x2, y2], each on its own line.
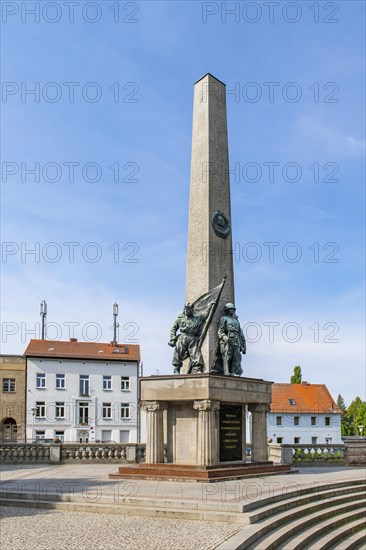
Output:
[185, 74, 234, 372]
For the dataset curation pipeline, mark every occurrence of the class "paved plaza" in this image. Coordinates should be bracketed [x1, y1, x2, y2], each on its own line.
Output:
[1, 464, 365, 549]
[0, 506, 240, 550]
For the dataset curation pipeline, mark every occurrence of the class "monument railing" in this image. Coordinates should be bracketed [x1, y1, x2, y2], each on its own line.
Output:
[61, 443, 146, 463]
[0, 443, 147, 464]
[268, 443, 346, 466]
[0, 443, 52, 463]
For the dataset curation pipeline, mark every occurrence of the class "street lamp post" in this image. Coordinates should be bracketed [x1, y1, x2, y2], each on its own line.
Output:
[112, 303, 119, 345]
[40, 300, 47, 339]
[31, 407, 37, 443]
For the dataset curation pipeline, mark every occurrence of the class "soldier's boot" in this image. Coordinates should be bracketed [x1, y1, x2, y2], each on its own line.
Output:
[173, 366, 181, 375]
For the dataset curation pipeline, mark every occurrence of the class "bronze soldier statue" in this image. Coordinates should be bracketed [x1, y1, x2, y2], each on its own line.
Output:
[215, 303, 246, 376]
[169, 301, 215, 374]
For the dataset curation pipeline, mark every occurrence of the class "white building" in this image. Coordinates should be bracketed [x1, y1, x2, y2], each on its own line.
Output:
[267, 382, 342, 445]
[25, 339, 141, 444]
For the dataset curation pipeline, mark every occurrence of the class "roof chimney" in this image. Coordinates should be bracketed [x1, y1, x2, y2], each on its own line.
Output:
[70, 338, 78, 343]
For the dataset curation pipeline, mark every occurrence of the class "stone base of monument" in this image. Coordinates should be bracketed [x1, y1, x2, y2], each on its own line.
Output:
[110, 375, 292, 481]
[110, 462, 291, 482]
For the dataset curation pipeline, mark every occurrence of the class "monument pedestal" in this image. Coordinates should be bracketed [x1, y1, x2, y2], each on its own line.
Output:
[111, 375, 292, 481]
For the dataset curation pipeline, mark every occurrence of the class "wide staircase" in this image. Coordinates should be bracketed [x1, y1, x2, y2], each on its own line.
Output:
[1, 477, 365, 547]
[217, 479, 366, 550]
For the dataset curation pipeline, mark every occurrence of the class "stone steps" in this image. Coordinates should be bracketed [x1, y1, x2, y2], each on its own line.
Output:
[0, 496, 248, 524]
[244, 483, 366, 520]
[0, 489, 242, 513]
[110, 462, 291, 482]
[241, 479, 366, 512]
[332, 528, 366, 549]
[1, 477, 365, 545]
[3, 480, 363, 518]
[216, 491, 366, 549]
[283, 512, 366, 550]
[248, 505, 366, 550]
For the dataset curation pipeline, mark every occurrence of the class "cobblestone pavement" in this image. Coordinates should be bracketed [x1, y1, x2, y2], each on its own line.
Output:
[0, 506, 240, 550]
[1, 465, 365, 550]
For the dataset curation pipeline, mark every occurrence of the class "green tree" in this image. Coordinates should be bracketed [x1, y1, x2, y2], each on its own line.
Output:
[290, 365, 302, 384]
[336, 394, 353, 436]
[337, 394, 346, 412]
[347, 397, 366, 436]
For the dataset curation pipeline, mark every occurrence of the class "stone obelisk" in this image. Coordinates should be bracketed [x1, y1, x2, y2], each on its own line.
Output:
[185, 73, 234, 371]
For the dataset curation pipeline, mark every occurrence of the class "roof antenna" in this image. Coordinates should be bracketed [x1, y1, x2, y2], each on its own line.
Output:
[112, 303, 119, 345]
[40, 300, 47, 339]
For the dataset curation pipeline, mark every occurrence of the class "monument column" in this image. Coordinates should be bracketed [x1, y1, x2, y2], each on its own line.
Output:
[142, 401, 167, 463]
[186, 73, 234, 370]
[249, 404, 270, 462]
[193, 399, 220, 465]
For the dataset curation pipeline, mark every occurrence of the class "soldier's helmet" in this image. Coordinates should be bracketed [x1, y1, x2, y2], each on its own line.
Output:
[224, 303, 236, 311]
[184, 302, 193, 310]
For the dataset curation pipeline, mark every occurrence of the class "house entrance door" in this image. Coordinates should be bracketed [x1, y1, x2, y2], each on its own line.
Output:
[78, 430, 89, 443]
[2, 418, 17, 441]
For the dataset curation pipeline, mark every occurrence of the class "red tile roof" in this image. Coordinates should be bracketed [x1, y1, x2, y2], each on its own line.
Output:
[24, 339, 140, 362]
[271, 383, 341, 414]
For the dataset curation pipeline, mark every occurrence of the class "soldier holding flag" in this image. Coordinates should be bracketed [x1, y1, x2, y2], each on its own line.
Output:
[168, 278, 226, 374]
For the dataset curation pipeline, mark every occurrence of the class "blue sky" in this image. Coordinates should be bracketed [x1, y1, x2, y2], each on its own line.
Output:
[1, 1, 365, 405]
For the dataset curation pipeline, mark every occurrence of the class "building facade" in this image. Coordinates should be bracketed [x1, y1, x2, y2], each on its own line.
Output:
[25, 339, 141, 444]
[267, 382, 342, 445]
[0, 355, 26, 442]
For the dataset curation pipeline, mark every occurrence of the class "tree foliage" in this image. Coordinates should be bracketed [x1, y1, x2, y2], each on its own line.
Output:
[337, 394, 346, 412]
[290, 365, 302, 384]
[348, 397, 366, 435]
[339, 396, 366, 436]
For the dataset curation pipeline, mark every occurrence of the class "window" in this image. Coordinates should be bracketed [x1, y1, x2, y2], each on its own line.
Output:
[121, 403, 130, 419]
[79, 402, 89, 424]
[294, 416, 300, 426]
[121, 377, 130, 391]
[325, 416, 331, 426]
[311, 437, 318, 445]
[55, 402, 65, 419]
[36, 373, 46, 389]
[101, 430, 112, 442]
[2, 378, 15, 392]
[311, 416, 317, 426]
[288, 399, 296, 406]
[294, 437, 301, 444]
[35, 430, 45, 441]
[54, 431, 64, 443]
[120, 430, 129, 443]
[103, 376, 112, 391]
[276, 416, 282, 426]
[79, 375, 89, 396]
[56, 374, 65, 389]
[276, 437, 283, 444]
[102, 403, 112, 419]
[36, 401, 45, 418]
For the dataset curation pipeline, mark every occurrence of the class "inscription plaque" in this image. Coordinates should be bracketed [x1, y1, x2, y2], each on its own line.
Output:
[219, 404, 243, 462]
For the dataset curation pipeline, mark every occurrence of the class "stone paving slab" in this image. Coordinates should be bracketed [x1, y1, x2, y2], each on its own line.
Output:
[0, 506, 240, 550]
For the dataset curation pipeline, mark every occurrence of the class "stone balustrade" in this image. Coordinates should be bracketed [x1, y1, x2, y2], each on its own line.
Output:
[268, 443, 346, 465]
[0, 443, 52, 463]
[0, 443, 146, 464]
